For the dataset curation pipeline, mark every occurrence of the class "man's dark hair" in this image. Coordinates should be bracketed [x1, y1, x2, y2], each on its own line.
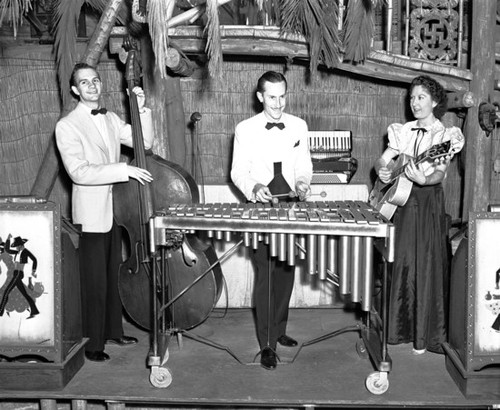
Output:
[70, 62, 99, 88]
[257, 71, 287, 94]
[410, 75, 448, 119]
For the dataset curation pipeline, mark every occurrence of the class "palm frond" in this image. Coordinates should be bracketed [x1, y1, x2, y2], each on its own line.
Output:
[280, 0, 341, 72]
[52, 0, 84, 108]
[342, 0, 374, 63]
[204, 0, 223, 79]
[253, 0, 279, 24]
[0, 0, 32, 38]
[147, 0, 175, 79]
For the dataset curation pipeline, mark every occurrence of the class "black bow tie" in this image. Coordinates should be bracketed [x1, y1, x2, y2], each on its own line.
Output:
[411, 127, 427, 134]
[91, 107, 107, 115]
[265, 122, 285, 130]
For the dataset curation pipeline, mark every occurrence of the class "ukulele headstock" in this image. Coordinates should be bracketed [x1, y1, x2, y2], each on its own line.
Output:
[427, 140, 452, 161]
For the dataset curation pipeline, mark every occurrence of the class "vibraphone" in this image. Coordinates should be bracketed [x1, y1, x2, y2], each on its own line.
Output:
[153, 200, 394, 312]
[148, 200, 395, 393]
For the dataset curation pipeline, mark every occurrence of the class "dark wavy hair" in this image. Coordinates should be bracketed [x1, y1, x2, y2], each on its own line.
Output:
[70, 62, 99, 88]
[410, 75, 448, 119]
[257, 71, 287, 94]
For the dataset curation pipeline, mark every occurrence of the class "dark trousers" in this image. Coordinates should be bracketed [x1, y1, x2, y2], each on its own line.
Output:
[79, 223, 123, 352]
[0, 270, 39, 316]
[250, 243, 295, 350]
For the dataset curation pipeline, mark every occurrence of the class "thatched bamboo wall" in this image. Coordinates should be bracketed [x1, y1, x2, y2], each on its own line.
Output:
[0, 46, 465, 221]
[0, 54, 63, 198]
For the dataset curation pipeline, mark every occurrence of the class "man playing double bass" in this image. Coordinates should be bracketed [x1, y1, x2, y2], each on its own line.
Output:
[55, 63, 154, 362]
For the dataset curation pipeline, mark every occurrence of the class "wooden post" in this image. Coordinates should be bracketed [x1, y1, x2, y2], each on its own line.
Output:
[72, 399, 88, 410]
[106, 401, 126, 410]
[447, 91, 476, 109]
[40, 399, 57, 410]
[462, 0, 497, 218]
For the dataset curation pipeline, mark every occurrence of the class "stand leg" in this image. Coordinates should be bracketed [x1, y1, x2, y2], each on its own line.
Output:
[148, 246, 172, 389]
[265, 250, 272, 348]
[148, 237, 250, 387]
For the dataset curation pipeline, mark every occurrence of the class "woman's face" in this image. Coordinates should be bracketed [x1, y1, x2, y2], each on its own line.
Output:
[410, 85, 437, 122]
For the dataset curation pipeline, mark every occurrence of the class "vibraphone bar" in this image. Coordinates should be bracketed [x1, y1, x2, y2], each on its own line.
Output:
[152, 200, 395, 312]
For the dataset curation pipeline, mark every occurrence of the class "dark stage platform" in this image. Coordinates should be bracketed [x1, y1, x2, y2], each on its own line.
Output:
[0, 308, 498, 409]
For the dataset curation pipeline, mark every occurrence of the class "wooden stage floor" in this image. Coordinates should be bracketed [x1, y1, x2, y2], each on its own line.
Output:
[0, 308, 498, 409]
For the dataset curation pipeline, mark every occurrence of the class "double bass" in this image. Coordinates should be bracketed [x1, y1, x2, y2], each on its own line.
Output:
[114, 40, 222, 332]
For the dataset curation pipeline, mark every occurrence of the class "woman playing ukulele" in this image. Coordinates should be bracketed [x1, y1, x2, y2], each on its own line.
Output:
[374, 75, 464, 355]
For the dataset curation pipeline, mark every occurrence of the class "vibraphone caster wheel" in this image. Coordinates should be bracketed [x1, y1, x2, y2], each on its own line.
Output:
[365, 371, 389, 395]
[150, 366, 172, 388]
[356, 339, 368, 359]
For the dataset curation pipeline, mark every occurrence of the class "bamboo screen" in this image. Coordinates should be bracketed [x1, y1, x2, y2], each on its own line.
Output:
[0, 56, 61, 196]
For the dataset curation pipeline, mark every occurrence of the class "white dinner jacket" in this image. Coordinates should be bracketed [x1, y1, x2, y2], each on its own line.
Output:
[55, 102, 153, 233]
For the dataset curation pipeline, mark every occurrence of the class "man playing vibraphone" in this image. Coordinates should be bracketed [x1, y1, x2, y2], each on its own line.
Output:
[230, 71, 313, 370]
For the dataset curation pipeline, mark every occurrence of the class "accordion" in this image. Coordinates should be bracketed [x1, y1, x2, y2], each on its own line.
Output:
[308, 131, 357, 184]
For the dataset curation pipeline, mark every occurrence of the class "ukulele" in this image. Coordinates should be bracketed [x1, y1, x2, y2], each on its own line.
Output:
[368, 140, 452, 220]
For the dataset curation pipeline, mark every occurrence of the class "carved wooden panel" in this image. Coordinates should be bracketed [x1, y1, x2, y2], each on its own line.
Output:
[409, 0, 460, 64]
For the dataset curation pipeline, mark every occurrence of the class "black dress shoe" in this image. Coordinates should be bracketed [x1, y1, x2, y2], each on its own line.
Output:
[105, 335, 138, 346]
[277, 335, 298, 347]
[85, 351, 110, 362]
[260, 347, 277, 370]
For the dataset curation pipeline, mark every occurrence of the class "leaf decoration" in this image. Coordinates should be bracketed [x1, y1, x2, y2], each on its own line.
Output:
[204, 0, 223, 79]
[147, 0, 175, 79]
[256, 0, 280, 24]
[280, 0, 341, 72]
[52, 0, 84, 109]
[342, 0, 375, 63]
[0, 0, 32, 38]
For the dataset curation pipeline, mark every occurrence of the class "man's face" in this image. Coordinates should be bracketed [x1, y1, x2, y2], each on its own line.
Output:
[257, 80, 287, 121]
[71, 67, 102, 106]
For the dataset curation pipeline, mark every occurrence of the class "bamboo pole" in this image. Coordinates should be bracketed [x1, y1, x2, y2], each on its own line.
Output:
[447, 91, 476, 109]
[82, 0, 125, 66]
[165, 0, 233, 28]
[386, 0, 393, 52]
[462, 0, 497, 217]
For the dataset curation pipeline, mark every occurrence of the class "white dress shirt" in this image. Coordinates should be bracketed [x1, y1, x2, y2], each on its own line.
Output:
[231, 112, 313, 201]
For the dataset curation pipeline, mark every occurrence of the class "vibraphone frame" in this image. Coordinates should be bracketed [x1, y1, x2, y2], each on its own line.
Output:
[147, 200, 395, 394]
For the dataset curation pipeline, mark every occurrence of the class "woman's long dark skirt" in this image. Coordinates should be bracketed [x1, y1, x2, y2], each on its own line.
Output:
[387, 183, 450, 353]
